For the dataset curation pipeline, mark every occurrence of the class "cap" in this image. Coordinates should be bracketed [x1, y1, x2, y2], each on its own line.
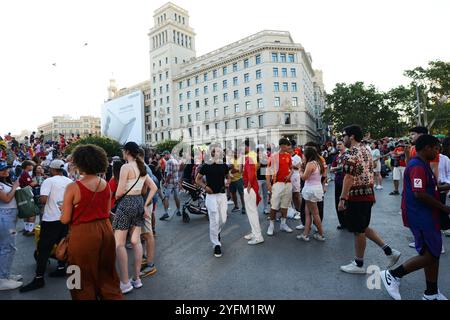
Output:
[163, 150, 170, 155]
[49, 160, 65, 170]
[122, 141, 140, 153]
[0, 161, 12, 171]
[112, 156, 121, 161]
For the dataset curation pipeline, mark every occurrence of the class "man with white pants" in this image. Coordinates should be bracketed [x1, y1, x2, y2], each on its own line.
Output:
[242, 139, 264, 245]
[196, 145, 230, 258]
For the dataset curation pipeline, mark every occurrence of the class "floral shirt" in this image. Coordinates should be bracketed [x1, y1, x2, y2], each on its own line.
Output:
[343, 144, 375, 202]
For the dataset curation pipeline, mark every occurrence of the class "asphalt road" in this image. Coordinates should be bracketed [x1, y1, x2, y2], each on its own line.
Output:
[1, 176, 449, 300]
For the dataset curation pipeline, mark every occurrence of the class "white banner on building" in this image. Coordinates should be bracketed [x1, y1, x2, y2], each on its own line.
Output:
[101, 91, 144, 145]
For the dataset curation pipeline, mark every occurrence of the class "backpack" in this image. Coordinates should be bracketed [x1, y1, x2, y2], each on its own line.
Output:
[15, 186, 40, 219]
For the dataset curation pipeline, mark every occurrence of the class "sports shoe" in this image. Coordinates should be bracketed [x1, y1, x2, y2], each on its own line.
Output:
[244, 233, 253, 240]
[313, 233, 326, 241]
[380, 270, 401, 300]
[214, 245, 222, 258]
[9, 275, 23, 282]
[408, 242, 416, 249]
[120, 281, 134, 294]
[386, 249, 401, 268]
[296, 234, 310, 242]
[241, 208, 246, 215]
[175, 210, 181, 217]
[293, 212, 301, 220]
[130, 278, 143, 289]
[340, 261, 366, 274]
[19, 277, 45, 293]
[0, 279, 23, 291]
[49, 267, 67, 278]
[443, 230, 450, 237]
[263, 209, 270, 215]
[267, 224, 274, 236]
[280, 223, 293, 233]
[232, 207, 240, 212]
[376, 185, 383, 190]
[140, 264, 157, 278]
[441, 245, 445, 254]
[248, 238, 264, 245]
[159, 213, 170, 221]
[296, 224, 305, 230]
[389, 191, 400, 196]
[423, 291, 448, 300]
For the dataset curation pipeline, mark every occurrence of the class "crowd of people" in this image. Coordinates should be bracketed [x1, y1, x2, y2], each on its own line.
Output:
[0, 125, 449, 300]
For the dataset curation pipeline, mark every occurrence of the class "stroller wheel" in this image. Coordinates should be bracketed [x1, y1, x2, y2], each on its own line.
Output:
[182, 212, 190, 223]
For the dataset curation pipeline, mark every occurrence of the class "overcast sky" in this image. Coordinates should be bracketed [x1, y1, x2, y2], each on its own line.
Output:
[1, 0, 449, 135]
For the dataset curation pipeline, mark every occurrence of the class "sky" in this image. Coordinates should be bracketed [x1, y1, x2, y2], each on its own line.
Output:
[1, 0, 449, 136]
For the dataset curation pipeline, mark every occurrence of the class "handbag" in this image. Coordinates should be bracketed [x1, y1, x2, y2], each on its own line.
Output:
[15, 186, 40, 219]
[55, 178, 101, 262]
[110, 176, 140, 214]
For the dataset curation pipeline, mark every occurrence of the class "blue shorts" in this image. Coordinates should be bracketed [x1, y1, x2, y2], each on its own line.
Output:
[230, 179, 244, 194]
[410, 228, 442, 259]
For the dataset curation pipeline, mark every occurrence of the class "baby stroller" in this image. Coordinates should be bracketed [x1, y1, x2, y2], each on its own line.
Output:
[181, 181, 208, 223]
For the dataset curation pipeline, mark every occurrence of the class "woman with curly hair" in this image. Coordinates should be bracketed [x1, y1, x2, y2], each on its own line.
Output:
[60, 144, 123, 300]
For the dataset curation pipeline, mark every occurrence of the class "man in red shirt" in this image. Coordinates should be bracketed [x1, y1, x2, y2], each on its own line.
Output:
[389, 141, 407, 195]
[406, 126, 440, 180]
[266, 138, 293, 236]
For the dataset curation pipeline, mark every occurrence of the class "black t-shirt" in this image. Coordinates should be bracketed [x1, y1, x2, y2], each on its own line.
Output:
[182, 163, 195, 183]
[199, 163, 229, 194]
[150, 161, 163, 182]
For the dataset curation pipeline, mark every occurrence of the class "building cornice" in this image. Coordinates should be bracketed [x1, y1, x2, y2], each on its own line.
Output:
[148, 21, 195, 36]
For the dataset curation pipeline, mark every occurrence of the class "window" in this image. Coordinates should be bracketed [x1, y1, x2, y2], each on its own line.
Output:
[167, 107, 171, 114]
[188, 128, 192, 137]
[213, 69, 218, 78]
[244, 59, 249, 68]
[205, 124, 209, 133]
[179, 105, 183, 112]
[180, 116, 184, 124]
[292, 97, 298, 107]
[284, 113, 291, 125]
[179, 81, 183, 89]
[205, 111, 209, 119]
[291, 68, 297, 77]
[153, 100, 157, 107]
[187, 78, 190, 86]
[204, 98, 208, 106]
[256, 84, 263, 94]
[274, 82, 280, 92]
[282, 68, 287, 77]
[225, 121, 229, 130]
[244, 73, 250, 83]
[233, 77, 238, 86]
[246, 117, 251, 129]
[223, 80, 228, 89]
[213, 96, 218, 104]
[256, 69, 262, 79]
[257, 98, 263, 108]
[196, 113, 200, 121]
[195, 76, 199, 84]
[245, 101, 251, 110]
[215, 123, 219, 130]
[280, 53, 286, 62]
[235, 119, 240, 129]
[187, 91, 191, 99]
[272, 52, 278, 62]
[166, 96, 170, 103]
[195, 100, 200, 108]
[233, 63, 238, 72]
[255, 54, 261, 65]
[223, 93, 228, 102]
[167, 118, 171, 126]
[195, 88, 199, 96]
[154, 110, 157, 117]
[258, 115, 264, 128]
[273, 68, 279, 77]
[160, 86, 163, 94]
[223, 66, 228, 75]
[187, 102, 192, 111]
[166, 84, 169, 92]
[159, 74, 162, 81]
[274, 97, 281, 107]
[282, 83, 289, 92]
[160, 120, 163, 127]
[288, 54, 295, 63]
[291, 83, 298, 92]
[153, 76, 156, 83]
[160, 98, 163, 106]
[188, 114, 192, 123]
[153, 88, 156, 96]
[234, 104, 240, 113]
[213, 83, 218, 92]
[204, 73, 208, 81]
[224, 106, 229, 115]
[233, 90, 239, 99]
[244, 87, 250, 96]
[204, 86, 208, 94]
[214, 108, 219, 117]
[179, 93, 183, 101]
[197, 127, 200, 137]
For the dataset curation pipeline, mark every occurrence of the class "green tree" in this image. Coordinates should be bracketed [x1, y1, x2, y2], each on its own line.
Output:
[64, 136, 122, 157]
[154, 139, 182, 154]
[323, 82, 402, 138]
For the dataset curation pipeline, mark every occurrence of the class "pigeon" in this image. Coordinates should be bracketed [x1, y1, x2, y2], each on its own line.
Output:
[84, 43, 88, 46]
[52, 63, 56, 67]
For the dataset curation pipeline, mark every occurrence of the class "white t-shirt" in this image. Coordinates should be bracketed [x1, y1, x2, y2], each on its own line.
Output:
[439, 154, 450, 185]
[371, 149, 381, 161]
[0, 182, 18, 209]
[292, 154, 302, 172]
[40, 175, 72, 221]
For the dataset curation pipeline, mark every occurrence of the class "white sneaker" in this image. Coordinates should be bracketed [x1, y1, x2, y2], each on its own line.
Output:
[387, 249, 401, 268]
[248, 238, 264, 245]
[296, 234, 310, 242]
[9, 274, 23, 282]
[293, 212, 301, 220]
[130, 278, 143, 289]
[423, 291, 448, 300]
[244, 233, 253, 240]
[0, 279, 23, 291]
[280, 223, 293, 233]
[340, 261, 366, 274]
[313, 233, 326, 241]
[296, 224, 305, 230]
[267, 224, 274, 236]
[442, 245, 445, 254]
[377, 185, 383, 190]
[408, 242, 416, 248]
[380, 270, 401, 300]
[120, 281, 134, 294]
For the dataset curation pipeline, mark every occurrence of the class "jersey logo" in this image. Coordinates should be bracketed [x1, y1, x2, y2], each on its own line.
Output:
[413, 178, 422, 188]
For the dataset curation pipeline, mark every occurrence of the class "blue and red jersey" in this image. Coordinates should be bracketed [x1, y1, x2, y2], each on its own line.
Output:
[401, 157, 440, 231]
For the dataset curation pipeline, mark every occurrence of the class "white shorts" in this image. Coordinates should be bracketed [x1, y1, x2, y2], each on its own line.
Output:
[393, 166, 405, 181]
[291, 172, 301, 193]
[271, 182, 293, 210]
[373, 161, 381, 173]
[301, 186, 324, 202]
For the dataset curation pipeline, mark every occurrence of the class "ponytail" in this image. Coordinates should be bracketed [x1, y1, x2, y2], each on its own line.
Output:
[135, 156, 147, 177]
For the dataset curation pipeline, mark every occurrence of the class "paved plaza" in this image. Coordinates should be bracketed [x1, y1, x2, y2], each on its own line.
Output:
[1, 176, 450, 300]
